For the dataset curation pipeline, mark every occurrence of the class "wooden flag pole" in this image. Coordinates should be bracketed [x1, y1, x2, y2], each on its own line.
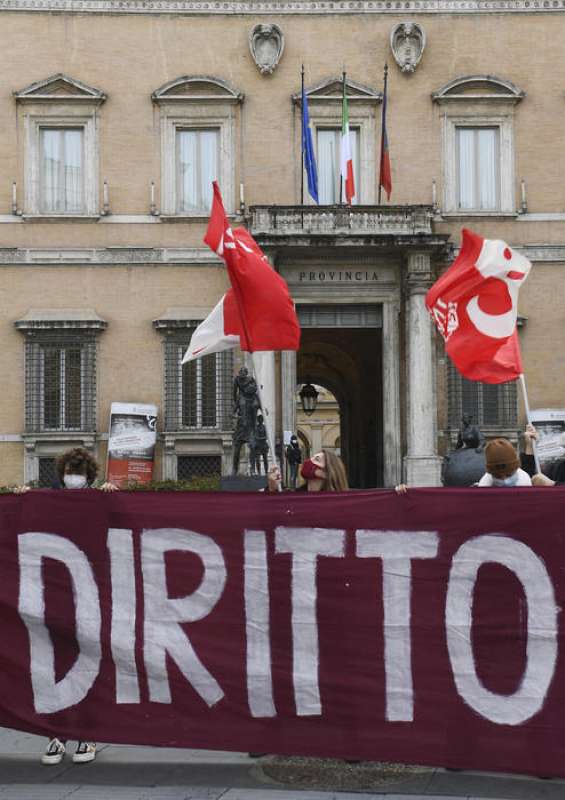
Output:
[519, 373, 541, 474]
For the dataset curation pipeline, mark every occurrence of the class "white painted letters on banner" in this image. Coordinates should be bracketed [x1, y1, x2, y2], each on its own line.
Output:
[18, 532, 102, 714]
[446, 534, 558, 725]
[356, 530, 439, 721]
[275, 526, 345, 716]
[244, 529, 276, 718]
[108, 528, 140, 704]
[142, 528, 226, 706]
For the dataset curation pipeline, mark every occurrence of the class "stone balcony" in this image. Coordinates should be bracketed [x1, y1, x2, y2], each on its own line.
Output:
[249, 204, 441, 249]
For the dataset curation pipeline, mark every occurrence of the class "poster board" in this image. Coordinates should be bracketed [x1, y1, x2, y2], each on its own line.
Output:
[530, 408, 565, 463]
[106, 402, 158, 486]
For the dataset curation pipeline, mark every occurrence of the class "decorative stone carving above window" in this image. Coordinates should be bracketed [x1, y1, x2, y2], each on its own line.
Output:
[151, 76, 244, 104]
[390, 22, 426, 74]
[432, 75, 525, 104]
[293, 76, 382, 105]
[13, 73, 107, 104]
[249, 24, 285, 75]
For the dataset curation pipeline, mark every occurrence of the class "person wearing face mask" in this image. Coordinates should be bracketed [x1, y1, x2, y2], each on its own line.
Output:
[268, 448, 348, 492]
[40, 447, 117, 767]
[476, 438, 532, 487]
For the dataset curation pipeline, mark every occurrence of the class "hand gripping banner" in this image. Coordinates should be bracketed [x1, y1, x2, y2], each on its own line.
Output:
[2, 488, 565, 778]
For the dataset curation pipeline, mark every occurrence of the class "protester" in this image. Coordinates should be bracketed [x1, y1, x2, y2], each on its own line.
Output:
[268, 448, 348, 492]
[476, 438, 531, 487]
[285, 434, 303, 489]
[36, 448, 117, 766]
[522, 423, 565, 486]
[395, 437, 531, 492]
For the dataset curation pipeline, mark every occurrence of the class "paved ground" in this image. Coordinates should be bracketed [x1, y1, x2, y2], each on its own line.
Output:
[0, 727, 564, 800]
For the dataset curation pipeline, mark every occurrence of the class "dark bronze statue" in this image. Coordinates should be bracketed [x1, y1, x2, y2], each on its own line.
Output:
[442, 414, 486, 487]
[232, 367, 261, 475]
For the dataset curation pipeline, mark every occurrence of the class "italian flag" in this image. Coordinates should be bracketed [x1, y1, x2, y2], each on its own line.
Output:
[340, 82, 355, 205]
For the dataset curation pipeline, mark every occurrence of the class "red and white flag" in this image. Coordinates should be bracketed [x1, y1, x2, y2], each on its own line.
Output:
[426, 228, 531, 383]
[201, 182, 301, 354]
[181, 291, 240, 363]
[340, 80, 355, 205]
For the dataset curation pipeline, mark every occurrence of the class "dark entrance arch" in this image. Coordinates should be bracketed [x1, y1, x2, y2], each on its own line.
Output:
[297, 326, 382, 488]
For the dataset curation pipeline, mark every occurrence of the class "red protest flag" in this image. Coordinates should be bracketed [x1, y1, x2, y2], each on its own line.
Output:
[204, 182, 301, 353]
[378, 64, 392, 202]
[426, 228, 531, 384]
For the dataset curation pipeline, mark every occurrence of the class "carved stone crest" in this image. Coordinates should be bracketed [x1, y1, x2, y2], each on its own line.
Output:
[249, 24, 285, 75]
[390, 22, 426, 74]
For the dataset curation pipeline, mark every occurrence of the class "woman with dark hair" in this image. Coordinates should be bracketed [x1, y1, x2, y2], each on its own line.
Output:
[55, 447, 101, 489]
[268, 448, 349, 492]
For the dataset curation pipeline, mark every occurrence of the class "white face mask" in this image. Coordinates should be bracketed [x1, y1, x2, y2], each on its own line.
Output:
[63, 474, 88, 489]
[493, 472, 519, 487]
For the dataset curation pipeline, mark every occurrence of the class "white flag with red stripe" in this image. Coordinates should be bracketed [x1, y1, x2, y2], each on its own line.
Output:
[181, 291, 240, 363]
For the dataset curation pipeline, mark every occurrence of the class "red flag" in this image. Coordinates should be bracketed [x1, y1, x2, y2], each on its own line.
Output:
[204, 182, 301, 353]
[379, 68, 392, 201]
[426, 228, 531, 384]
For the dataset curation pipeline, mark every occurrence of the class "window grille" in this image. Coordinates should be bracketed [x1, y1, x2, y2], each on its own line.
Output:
[39, 128, 85, 214]
[448, 362, 517, 431]
[177, 455, 222, 482]
[456, 127, 500, 211]
[24, 332, 97, 433]
[176, 129, 219, 213]
[38, 457, 57, 488]
[163, 332, 233, 431]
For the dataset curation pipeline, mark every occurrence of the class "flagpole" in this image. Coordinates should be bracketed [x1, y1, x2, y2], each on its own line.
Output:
[519, 373, 541, 474]
[378, 63, 388, 206]
[340, 70, 346, 205]
[301, 64, 305, 206]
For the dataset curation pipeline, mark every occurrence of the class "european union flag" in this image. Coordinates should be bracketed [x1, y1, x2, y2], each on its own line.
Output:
[301, 85, 319, 204]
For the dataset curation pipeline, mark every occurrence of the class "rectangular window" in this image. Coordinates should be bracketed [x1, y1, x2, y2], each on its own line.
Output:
[163, 334, 233, 431]
[317, 128, 359, 205]
[176, 129, 219, 213]
[448, 363, 517, 431]
[180, 348, 219, 428]
[39, 128, 84, 214]
[41, 345, 84, 431]
[456, 127, 499, 211]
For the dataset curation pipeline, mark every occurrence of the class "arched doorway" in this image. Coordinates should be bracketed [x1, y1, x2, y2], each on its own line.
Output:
[296, 383, 340, 464]
[296, 324, 382, 488]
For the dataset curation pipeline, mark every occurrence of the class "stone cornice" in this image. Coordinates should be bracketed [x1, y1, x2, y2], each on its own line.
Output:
[1, 0, 564, 15]
[2, 244, 565, 264]
[0, 247, 223, 265]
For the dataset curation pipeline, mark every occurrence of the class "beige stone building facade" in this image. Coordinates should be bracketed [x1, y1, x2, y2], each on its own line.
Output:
[0, 1, 564, 488]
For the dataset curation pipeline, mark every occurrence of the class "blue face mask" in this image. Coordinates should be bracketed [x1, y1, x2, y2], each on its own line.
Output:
[493, 472, 519, 487]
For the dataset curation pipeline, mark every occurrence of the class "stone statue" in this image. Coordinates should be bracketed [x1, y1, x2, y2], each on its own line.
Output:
[442, 414, 486, 487]
[249, 23, 285, 75]
[285, 434, 302, 489]
[232, 367, 261, 475]
[390, 21, 426, 74]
